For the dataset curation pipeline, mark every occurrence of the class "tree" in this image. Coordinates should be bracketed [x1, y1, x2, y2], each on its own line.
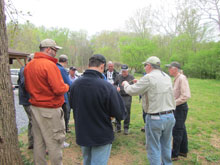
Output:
[194, 0, 220, 35]
[119, 36, 157, 72]
[0, 0, 23, 164]
[125, 6, 153, 39]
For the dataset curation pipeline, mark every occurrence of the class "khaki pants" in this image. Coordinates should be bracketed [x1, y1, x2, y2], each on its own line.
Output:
[31, 105, 66, 165]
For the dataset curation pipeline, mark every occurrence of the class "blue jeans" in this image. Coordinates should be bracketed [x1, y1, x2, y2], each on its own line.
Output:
[81, 144, 112, 165]
[145, 113, 175, 165]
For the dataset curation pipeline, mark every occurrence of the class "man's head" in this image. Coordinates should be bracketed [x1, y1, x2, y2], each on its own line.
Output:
[58, 54, 68, 67]
[166, 61, 181, 77]
[69, 66, 77, 77]
[89, 54, 106, 73]
[107, 61, 114, 72]
[121, 64, 129, 77]
[39, 39, 62, 58]
[27, 53, 34, 62]
[143, 56, 161, 74]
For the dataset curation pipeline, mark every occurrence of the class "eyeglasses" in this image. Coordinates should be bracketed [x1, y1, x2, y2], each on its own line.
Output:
[144, 63, 149, 67]
[50, 47, 57, 52]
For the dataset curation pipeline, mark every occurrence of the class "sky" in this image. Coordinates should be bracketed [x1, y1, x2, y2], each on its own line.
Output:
[9, 0, 163, 36]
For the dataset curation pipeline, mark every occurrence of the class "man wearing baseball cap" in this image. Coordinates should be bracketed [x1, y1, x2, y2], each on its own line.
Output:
[122, 56, 176, 165]
[114, 64, 135, 135]
[166, 61, 191, 161]
[24, 39, 69, 164]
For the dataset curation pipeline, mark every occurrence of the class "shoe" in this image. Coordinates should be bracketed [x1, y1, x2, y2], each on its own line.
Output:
[141, 127, 145, 132]
[66, 129, 71, 133]
[115, 128, 121, 133]
[124, 129, 129, 135]
[172, 157, 179, 161]
[179, 152, 187, 157]
[28, 145, 33, 149]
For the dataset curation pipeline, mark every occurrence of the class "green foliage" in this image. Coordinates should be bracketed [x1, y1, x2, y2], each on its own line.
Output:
[119, 36, 157, 72]
[6, 22, 220, 79]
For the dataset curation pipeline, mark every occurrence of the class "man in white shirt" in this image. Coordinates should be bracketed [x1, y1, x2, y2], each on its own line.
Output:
[104, 61, 118, 84]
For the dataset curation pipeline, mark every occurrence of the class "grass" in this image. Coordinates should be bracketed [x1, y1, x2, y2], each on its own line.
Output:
[18, 77, 220, 164]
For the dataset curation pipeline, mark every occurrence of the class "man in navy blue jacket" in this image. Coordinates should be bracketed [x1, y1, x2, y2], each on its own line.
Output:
[18, 54, 34, 149]
[57, 54, 72, 133]
[69, 54, 127, 165]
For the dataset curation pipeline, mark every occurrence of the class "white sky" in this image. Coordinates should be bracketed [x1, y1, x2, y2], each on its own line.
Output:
[10, 0, 164, 36]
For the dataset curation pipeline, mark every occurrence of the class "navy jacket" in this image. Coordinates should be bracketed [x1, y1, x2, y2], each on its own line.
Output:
[56, 63, 71, 104]
[69, 69, 127, 147]
[18, 66, 30, 106]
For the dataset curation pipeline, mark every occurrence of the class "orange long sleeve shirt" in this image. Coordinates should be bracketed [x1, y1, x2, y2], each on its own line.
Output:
[24, 52, 69, 108]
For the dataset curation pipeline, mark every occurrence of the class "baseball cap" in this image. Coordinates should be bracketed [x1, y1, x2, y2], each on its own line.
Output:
[69, 66, 77, 71]
[165, 61, 181, 69]
[39, 39, 62, 50]
[121, 64, 128, 71]
[142, 56, 161, 66]
[89, 54, 106, 64]
[59, 54, 68, 60]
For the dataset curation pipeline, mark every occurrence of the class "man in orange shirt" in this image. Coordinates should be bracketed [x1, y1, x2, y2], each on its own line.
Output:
[166, 62, 191, 161]
[24, 39, 69, 165]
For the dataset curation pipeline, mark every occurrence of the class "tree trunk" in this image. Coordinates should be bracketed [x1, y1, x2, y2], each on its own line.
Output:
[0, 0, 23, 164]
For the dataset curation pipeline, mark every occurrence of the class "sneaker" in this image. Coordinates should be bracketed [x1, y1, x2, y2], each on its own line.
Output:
[63, 141, 70, 148]
[179, 152, 187, 157]
[124, 129, 129, 135]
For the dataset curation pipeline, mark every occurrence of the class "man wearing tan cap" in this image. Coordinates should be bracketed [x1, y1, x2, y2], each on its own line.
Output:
[122, 56, 176, 165]
[166, 62, 191, 161]
[24, 39, 69, 165]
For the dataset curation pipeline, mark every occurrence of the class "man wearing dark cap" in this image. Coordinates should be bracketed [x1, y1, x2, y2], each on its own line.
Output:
[69, 54, 126, 165]
[24, 39, 69, 165]
[57, 54, 72, 133]
[69, 66, 78, 83]
[166, 61, 191, 161]
[122, 56, 176, 165]
[114, 64, 135, 135]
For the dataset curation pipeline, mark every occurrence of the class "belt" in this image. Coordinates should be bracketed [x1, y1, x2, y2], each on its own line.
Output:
[147, 110, 174, 116]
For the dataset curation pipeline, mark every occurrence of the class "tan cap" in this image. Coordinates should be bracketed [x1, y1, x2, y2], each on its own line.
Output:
[39, 39, 62, 50]
[143, 56, 161, 66]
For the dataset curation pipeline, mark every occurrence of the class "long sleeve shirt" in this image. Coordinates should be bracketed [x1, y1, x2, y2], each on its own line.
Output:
[173, 73, 191, 106]
[124, 69, 176, 114]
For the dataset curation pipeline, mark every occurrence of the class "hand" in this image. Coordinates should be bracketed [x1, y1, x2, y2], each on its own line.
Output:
[117, 87, 120, 92]
[122, 81, 127, 86]
[133, 79, 138, 83]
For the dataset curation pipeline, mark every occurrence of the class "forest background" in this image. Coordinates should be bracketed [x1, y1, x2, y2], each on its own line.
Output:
[7, 0, 220, 79]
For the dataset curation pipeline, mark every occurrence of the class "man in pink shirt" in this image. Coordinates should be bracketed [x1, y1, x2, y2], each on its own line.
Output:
[166, 61, 191, 161]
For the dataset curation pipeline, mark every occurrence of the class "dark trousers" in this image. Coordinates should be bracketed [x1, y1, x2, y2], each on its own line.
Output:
[116, 96, 132, 130]
[172, 103, 188, 157]
[62, 103, 70, 132]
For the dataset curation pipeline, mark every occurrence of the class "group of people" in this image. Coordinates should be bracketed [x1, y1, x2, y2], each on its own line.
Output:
[18, 38, 191, 165]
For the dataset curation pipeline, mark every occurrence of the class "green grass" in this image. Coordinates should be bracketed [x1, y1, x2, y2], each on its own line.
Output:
[19, 78, 220, 164]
